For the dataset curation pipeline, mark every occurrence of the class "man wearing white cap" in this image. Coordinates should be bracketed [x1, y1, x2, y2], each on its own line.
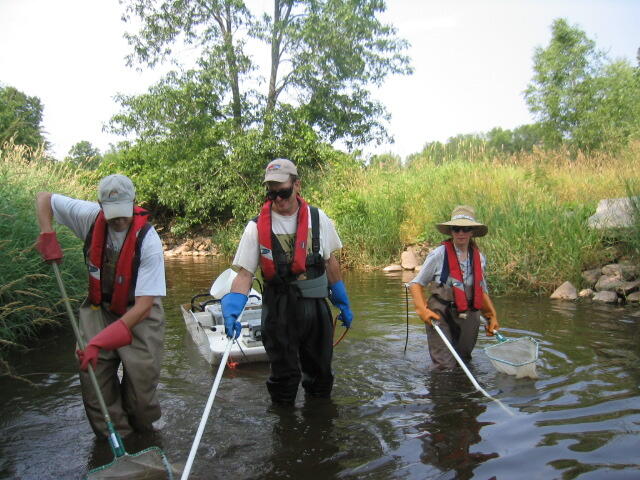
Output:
[35, 174, 166, 438]
[222, 158, 354, 406]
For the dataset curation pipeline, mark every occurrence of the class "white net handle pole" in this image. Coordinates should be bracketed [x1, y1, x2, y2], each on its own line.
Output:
[181, 336, 234, 479]
[433, 323, 514, 416]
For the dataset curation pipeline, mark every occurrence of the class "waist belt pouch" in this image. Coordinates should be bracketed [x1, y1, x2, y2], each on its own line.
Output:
[292, 272, 329, 298]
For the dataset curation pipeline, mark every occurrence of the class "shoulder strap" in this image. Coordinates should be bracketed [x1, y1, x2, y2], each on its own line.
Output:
[440, 246, 450, 285]
[310, 206, 320, 255]
[131, 222, 153, 288]
[83, 222, 95, 261]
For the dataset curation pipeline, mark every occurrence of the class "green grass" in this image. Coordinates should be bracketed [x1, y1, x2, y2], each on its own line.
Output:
[307, 142, 640, 294]
[0, 142, 91, 377]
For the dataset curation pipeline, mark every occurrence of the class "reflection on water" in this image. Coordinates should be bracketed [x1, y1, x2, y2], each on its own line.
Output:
[1, 257, 639, 479]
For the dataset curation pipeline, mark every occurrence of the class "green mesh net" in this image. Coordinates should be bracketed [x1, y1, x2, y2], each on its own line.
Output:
[86, 447, 176, 480]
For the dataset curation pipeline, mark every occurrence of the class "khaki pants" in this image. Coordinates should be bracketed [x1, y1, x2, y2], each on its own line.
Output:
[425, 295, 480, 370]
[77, 298, 165, 438]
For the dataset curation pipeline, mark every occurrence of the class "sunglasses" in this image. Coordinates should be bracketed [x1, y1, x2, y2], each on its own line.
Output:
[451, 226, 474, 233]
[266, 185, 294, 201]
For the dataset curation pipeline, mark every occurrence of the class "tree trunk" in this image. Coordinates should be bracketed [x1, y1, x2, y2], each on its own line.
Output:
[224, 3, 243, 129]
[266, 0, 282, 116]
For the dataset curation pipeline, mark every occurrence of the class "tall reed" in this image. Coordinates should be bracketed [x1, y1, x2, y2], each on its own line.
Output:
[0, 142, 91, 376]
[309, 142, 640, 293]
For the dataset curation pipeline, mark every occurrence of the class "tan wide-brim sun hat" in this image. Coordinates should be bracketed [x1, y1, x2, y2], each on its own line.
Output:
[436, 205, 488, 237]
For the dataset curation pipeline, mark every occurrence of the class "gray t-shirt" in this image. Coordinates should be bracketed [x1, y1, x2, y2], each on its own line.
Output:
[51, 194, 166, 297]
[410, 244, 488, 292]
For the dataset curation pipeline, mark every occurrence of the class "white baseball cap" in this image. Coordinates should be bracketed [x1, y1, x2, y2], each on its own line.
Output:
[98, 174, 135, 220]
[263, 158, 298, 183]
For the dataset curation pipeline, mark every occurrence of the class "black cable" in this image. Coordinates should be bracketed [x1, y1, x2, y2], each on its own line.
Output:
[404, 283, 409, 354]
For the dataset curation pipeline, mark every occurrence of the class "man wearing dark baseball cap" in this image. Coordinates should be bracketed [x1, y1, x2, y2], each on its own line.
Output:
[222, 158, 354, 405]
[35, 174, 166, 439]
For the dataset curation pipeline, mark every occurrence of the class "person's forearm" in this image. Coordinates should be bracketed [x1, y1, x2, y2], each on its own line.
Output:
[230, 268, 253, 294]
[326, 254, 342, 284]
[120, 296, 155, 329]
[409, 282, 428, 316]
[36, 192, 54, 232]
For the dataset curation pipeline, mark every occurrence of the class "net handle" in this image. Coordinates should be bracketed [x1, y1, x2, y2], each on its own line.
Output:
[433, 322, 514, 416]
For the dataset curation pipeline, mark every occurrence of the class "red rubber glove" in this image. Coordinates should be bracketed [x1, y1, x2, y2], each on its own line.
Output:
[77, 319, 133, 371]
[36, 231, 63, 263]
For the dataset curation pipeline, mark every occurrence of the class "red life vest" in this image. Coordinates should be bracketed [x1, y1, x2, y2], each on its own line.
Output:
[257, 195, 309, 281]
[87, 207, 149, 315]
[442, 240, 484, 312]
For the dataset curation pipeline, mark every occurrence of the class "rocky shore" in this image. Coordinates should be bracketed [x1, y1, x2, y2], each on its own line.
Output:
[163, 235, 219, 257]
[551, 262, 640, 304]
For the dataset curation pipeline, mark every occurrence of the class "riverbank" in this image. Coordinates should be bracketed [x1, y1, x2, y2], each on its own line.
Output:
[301, 142, 640, 294]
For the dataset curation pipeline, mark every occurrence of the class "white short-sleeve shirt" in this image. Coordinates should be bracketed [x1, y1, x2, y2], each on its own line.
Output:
[232, 206, 342, 274]
[51, 194, 166, 297]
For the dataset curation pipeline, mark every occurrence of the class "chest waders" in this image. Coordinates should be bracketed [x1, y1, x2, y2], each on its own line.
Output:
[258, 206, 334, 405]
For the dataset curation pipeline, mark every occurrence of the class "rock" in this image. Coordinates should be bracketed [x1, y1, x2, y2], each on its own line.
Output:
[383, 264, 403, 272]
[595, 275, 625, 292]
[581, 268, 602, 287]
[600, 262, 639, 280]
[627, 291, 640, 303]
[550, 281, 577, 300]
[578, 288, 594, 298]
[601, 264, 622, 277]
[588, 197, 639, 229]
[592, 290, 619, 303]
[400, 249, 419, 270]
[619, 262, 639, 280]
[617, 280, 640, 295]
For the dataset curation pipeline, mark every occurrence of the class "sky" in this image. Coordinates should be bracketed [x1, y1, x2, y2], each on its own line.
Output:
[1, 0, 639, 160]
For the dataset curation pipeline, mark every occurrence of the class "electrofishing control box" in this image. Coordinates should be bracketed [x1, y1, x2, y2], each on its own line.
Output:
[205, 302, 263, 344]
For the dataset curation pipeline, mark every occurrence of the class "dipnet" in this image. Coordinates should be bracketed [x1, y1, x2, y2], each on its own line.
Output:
[86, 447, 175, 480]
[484, 337, 539, 379]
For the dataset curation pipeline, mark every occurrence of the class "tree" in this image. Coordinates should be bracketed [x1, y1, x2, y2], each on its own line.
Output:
[574, 60, 640, 151]
[486, 124, 544, 154]
[0, 85, 47, 151]
[524, 18, 605, 149]
[121, 0, 412, 148]
[525, 19, 640, 152]
[64, 141, 102, 169]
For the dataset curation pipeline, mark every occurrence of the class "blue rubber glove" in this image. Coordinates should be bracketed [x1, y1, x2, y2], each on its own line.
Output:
[221, 292, 247, 339]
[329, 280, 353, 328]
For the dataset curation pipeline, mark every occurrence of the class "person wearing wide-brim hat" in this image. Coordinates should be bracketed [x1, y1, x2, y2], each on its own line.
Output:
[409, 205, 500, 370]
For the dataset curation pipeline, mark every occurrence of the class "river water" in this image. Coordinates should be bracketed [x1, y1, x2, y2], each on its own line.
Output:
[1, 257, 639, 479]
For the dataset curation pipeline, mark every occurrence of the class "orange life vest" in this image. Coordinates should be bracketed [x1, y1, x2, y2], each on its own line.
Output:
[441, 239, 484, 312]
[85, 207, 150, 315]
[256, 195, 309, 281]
